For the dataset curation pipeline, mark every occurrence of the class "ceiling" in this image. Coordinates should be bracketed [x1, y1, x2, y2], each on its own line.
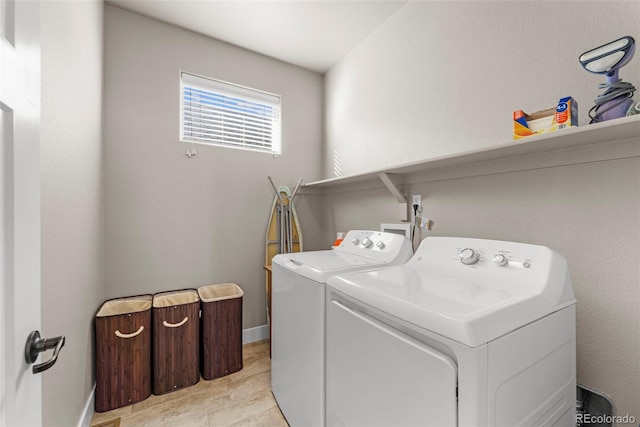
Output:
[105, 0, 408, 73]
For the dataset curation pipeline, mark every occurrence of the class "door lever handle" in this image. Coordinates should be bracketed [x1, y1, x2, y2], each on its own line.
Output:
[25, 330, 66, 374]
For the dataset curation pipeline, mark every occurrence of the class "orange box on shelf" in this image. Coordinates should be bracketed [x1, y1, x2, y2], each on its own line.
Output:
[513, 97, 578, 140]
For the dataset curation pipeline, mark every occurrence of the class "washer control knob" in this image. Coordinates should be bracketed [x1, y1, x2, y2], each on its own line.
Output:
[361, 237, 373, 248]
[351, 238, 359, 245]
[376, 241, 386, 250]
[460, 248, 479, 265]
[493, 254, 508, 266]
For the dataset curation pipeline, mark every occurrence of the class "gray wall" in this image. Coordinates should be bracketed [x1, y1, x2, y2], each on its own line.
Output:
[325, 1, 640, 177]
[323, 1, 639, 418]
[103, 6, 324, 330]
[40, 1, 104, 425]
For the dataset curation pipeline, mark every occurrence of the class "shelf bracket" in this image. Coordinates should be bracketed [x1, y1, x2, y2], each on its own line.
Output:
[377, 173, 406, 203]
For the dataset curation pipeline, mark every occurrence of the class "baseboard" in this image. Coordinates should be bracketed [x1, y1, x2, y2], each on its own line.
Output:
[242, 324, 269, 344]
[79, 325, 268, 425]
[77, 384, 95, 427]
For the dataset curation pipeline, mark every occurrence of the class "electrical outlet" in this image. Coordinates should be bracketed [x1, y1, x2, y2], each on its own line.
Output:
[412, 194, 421, 214]
[411, 194, 422, 217]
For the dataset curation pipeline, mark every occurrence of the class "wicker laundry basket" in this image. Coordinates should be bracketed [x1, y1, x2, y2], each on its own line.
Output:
[198, 283, 243, 380]
[95, 294, 153, 412]
[152, 289, 200, 395]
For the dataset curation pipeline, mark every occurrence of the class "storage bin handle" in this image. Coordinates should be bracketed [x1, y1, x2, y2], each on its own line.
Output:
[114, 325, 144, 339]
[163, 317, 188, 328]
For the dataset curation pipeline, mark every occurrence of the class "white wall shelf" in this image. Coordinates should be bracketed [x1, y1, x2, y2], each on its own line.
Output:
[303, 115, 640, 195]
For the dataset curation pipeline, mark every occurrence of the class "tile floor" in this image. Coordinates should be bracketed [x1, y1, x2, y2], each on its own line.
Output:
[90, 340, 287, 426]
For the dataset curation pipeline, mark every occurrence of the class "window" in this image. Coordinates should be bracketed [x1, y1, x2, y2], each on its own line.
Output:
[180, 72, 281, 155]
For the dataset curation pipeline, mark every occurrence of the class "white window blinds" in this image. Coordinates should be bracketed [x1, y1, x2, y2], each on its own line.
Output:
[180, 72, 281, 154]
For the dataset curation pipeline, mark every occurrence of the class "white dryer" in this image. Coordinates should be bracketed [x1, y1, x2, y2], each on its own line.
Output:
[326, 236, 576, 427]
[271, 230, 413, 427]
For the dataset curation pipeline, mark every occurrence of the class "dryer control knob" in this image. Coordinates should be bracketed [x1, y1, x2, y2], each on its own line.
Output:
[376, 241, 386, 250]
[460, 248, 479, 265]
[361, 237, 373, 248]
[351, 238, 360, 245]
[493, 254, 508, 266]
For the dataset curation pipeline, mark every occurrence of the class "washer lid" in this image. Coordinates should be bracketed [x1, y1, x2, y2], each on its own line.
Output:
[272, 229, 414, 283]
[327, 236, 576, 347]
[273, 250, 386, 282]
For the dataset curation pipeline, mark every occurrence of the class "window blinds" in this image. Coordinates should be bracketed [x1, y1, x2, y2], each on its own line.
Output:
[180, 72, 281, 154]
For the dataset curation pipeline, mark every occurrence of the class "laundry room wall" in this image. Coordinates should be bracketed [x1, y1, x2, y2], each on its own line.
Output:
[324, 1, 639, 177]
[322, 0, 640, 419]
[40, 1, 104, 425]
[103, 6, 324, 330]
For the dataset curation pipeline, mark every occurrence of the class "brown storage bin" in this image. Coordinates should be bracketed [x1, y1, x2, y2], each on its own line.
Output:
[152, 289, 200, 395]
[95, 295, 153, 412]
[198, 283, 244, 380]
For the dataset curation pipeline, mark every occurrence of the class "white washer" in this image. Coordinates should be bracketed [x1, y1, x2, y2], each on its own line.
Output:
[326, 236, 577, 427]
[271, 230, 413, 427]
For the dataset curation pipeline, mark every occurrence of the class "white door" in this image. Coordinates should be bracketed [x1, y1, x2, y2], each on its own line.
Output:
[1, 0, 42, 425]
